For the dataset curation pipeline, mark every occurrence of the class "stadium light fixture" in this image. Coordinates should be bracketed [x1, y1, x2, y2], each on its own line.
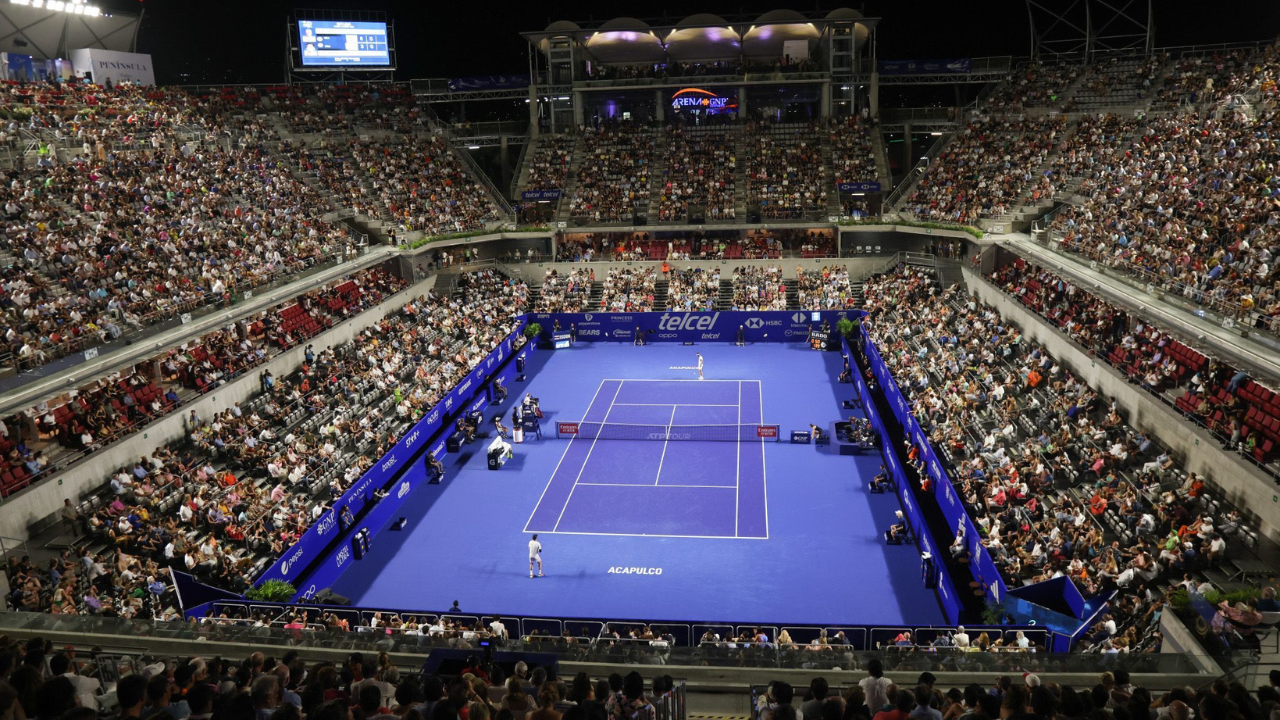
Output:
[930, 131, 943, 136]
[467, 145, 480, 150]
[11, 0, 100, 15]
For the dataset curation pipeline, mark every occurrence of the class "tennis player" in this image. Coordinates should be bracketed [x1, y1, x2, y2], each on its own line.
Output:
[697, 352, 705, 380]
[528, 534, 543, 578]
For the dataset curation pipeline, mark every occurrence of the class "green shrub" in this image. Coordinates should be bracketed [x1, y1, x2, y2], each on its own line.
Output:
[245, 579, 296, 602]
[523, 323, 542, 340]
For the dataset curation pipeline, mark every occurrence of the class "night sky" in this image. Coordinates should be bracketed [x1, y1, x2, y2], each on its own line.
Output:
[101, 0, 1280, 86]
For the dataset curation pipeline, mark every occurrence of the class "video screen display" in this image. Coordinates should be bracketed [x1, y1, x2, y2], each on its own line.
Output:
[298, 20, 391, 67]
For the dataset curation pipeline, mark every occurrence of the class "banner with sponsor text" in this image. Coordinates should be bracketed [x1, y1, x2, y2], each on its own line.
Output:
[529, 310, 861, 344]
[254, 328, 523, 589]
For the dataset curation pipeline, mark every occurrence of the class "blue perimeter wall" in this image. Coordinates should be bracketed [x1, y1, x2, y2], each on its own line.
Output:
[253, 326, 529, 600]
[226, 310, 1082, 647]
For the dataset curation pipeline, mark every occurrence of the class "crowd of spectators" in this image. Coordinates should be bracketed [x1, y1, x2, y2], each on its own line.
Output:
[1048, 106, 1280, 326]
[568, 124, 654, 224]
[535, 268, 593, 313]
[988, 259, 1280, 466]
[729, 266, 787, 311]
[292, 136, 500, 238]
[744, 121, 828, 220]
[1, 143, 349, 369]
[0, 639, 683, 720]
[986, 62, 1083, 110]
[0, 268, 405, 501]
[859, 266, 1256, 653]
[6, 269, 526, 617]
[828, 117, 878, 185]
[904, 116, 1067, 224]
[584, 56, 819, 81]
[665, 267, 721, 311]
[599, 268, 656, 312]
[657, 126, 736, 222]
[524, 134, 574, 193]
[796, 266, 854, 310]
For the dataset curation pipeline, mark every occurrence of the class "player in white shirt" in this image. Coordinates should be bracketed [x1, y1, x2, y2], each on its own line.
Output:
[697, 352, 704, 380]
[528, 534, 543, 578]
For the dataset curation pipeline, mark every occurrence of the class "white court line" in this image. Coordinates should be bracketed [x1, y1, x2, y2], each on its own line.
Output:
[523, 379, 607, 533]
[611, 403, 739, 407]
[760, 379, 769, 539]
[552, 381, 624, 532]
[734, 379, 741, 537]
[603, 378, 745, 382]
[576, 483, 736, 488]
[653, 405, 678, 486]
[535, 530, 768, 540]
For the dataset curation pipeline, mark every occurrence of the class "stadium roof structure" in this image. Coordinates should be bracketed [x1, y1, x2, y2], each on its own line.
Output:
[0, 1, 141, 58]
[523, 8, 876, 65]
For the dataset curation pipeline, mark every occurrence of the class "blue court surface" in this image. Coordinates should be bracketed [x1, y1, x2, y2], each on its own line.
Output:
[328, 343, 944, 627]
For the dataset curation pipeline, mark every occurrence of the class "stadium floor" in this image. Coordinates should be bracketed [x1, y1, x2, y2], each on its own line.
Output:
[328, 342, 944, 627]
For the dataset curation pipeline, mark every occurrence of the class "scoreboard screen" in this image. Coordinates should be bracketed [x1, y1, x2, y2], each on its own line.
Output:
[298, 20, 391, 67]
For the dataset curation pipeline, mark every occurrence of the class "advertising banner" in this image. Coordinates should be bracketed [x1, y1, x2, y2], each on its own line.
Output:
[448, 75, 530, 91]
[877, 58, 971, 75]
[255, 329, 522, 589]
[837, 182, 882, 193]
[853, 336, 962, 622]
[859, 324, 1007, 609]
[521, 189, 562, 201]
[529, 310, 861, 344]
[69, 49, 156, 86]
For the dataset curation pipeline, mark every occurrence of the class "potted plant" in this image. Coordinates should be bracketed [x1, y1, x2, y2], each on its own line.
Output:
[245, 579, 297, 603]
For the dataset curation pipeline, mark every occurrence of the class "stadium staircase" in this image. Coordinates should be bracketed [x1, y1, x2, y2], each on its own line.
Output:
[717, 280, 734, 310]
[643, 132, 670, 224]
[555, 135, 588, 226]
[872, 130, 892, 191]
[587, 281, 604, 309]
[785, 285, 799, 309]
[653, 279, 670, 309]
[885, 130, 956, 215]
[733, 131, 749, 221]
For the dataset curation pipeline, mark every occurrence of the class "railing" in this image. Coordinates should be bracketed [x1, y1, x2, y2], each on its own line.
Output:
[880, 107, 963, 124]
[0, 611, 1211, 674]
[1035, 230, 1280, 340]
[884, 131, 953, 211]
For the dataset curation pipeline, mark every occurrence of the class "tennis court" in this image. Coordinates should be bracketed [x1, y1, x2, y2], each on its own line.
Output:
[326, 343, 944, 626]
[524, 379, 772, 539]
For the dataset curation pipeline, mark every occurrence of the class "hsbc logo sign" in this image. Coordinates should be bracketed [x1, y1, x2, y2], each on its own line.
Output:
[658, 312, 720, 331]
[745, 318, 764, 329]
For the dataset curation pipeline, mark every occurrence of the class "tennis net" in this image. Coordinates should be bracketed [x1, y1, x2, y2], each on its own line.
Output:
[556, 421, 780, 442]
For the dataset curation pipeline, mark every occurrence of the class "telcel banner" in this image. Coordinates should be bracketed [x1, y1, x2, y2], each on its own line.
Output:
[530, 310, 860, 344]
[255, 329, 523, 589]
